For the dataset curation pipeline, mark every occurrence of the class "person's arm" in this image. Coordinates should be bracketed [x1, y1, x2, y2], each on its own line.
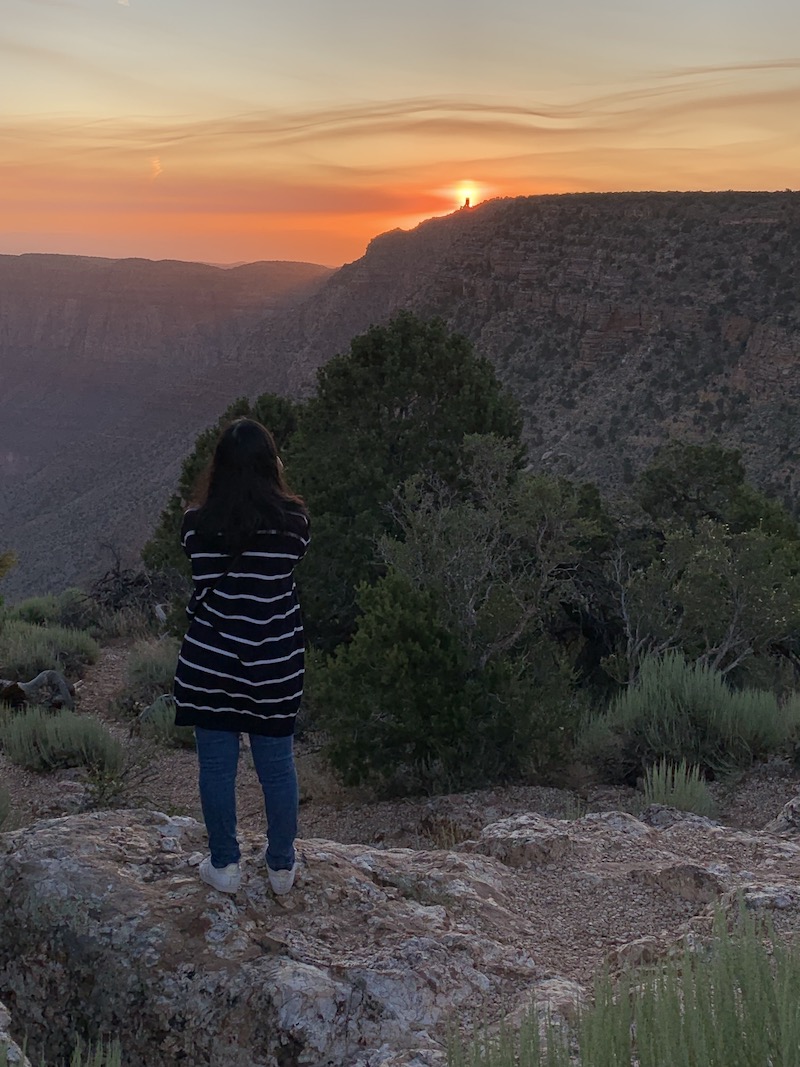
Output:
[181, 510, 199, 618]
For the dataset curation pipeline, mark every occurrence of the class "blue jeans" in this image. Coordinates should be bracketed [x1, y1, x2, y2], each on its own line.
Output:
[195, 728, 297, 871]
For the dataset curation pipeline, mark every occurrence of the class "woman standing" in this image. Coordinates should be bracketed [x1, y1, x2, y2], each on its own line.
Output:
[174, 418, 310, 895]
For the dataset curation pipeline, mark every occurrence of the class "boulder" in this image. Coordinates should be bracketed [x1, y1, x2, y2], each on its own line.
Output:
[0, 811, 539, 1066]
[765, 794, 800, 836]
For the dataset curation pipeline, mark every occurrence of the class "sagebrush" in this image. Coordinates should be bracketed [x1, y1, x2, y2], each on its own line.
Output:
[576, 651, 800, 783]
[0, 620, 99, 679]
[7, 588, 99, 630]
[126, 637, 180, 703]
[0, 707, 124, 774]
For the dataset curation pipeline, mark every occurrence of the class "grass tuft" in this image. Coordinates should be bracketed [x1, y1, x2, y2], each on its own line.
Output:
[0, 785, 10, 831]
[643, 757, 717, 817]
[69, 1038, 122, 1066]
[449, 909, 800, 1067]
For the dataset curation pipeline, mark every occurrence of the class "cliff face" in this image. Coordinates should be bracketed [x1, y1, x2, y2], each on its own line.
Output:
[0, 256, 331, 600]
[247, 191, 800, 508]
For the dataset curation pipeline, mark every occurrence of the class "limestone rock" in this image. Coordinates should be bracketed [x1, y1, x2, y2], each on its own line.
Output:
[0, 811, 538, 1067]
[464, 813, 573, 867]
[606, 936, 662, 970]
[639, 804, 719, 831]
[5, 802, 800, 1065]
[0, 1000, 32, 1067]
[636, 862, 725, 904]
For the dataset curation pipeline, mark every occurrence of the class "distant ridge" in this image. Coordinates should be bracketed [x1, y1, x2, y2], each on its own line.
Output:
[0, 255, 331, 600]
[3, 191, 800, 600]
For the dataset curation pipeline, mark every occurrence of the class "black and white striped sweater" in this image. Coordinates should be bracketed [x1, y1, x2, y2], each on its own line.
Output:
[173, 507, 310, 736]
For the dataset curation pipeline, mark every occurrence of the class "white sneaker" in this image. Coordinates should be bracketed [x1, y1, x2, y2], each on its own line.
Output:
[266, 862, 296, 895]
[199, 857, 241, 894]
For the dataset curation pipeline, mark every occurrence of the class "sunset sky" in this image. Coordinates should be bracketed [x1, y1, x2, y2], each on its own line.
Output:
[2, 0, 799, 266]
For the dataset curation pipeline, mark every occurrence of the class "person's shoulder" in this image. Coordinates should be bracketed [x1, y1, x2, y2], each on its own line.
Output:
[285, 506, 310, 538]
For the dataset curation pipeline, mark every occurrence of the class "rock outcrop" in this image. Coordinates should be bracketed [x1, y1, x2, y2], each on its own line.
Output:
[3, 805, 800, 1065]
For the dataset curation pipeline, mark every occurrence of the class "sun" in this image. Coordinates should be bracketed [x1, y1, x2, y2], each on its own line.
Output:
[454, 180, 482, 208]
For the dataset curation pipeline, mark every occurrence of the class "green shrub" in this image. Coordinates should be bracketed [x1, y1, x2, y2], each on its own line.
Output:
[643, 758, 717, 817]
[8, 588, 100, 631]
[0, 785, 10, 830]
[283, 313, 524, 648]
[577, 652, 800, 783]
[318, 572, 580, 794]
[139, 694, 194, 748]
[0, 620, 100, 679]
[449, 911, 800, 1067]
[126, 637, 180, 704]
[0, 707, 125, 774]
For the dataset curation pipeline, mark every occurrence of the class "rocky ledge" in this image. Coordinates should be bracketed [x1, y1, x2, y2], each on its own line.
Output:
[2, 803, 800, 1066]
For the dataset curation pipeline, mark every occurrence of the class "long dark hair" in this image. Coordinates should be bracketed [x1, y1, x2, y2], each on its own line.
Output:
[191, 418, 307, 551]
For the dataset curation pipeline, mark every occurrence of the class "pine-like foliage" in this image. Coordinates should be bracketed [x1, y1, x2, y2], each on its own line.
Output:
[286, 312, 524, 647]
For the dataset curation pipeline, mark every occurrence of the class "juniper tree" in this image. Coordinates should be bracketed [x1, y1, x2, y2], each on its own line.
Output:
[286, 312, 523, 647]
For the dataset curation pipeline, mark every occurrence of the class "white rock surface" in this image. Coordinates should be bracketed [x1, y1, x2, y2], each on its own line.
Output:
[3, 806, 800, 1065]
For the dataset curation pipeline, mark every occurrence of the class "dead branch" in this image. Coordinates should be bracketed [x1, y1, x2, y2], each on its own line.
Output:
[0, 670, 75, 709]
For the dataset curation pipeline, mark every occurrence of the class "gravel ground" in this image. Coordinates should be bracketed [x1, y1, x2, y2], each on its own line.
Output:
[3, 644, 798, 844]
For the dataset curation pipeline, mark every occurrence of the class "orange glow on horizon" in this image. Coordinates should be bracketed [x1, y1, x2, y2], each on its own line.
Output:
[2, 63, 799, 267]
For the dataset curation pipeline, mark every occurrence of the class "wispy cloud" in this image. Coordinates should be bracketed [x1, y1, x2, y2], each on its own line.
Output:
[18, 0, 85, 8]
[661, 58, 800, 78]
[3, 56, 798, 152]
[1, 59, 798, 262]
[107, 63, 800, 152]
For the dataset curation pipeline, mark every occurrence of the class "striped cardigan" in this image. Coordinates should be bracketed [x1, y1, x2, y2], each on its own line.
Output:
[173, 507, 310, 736]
